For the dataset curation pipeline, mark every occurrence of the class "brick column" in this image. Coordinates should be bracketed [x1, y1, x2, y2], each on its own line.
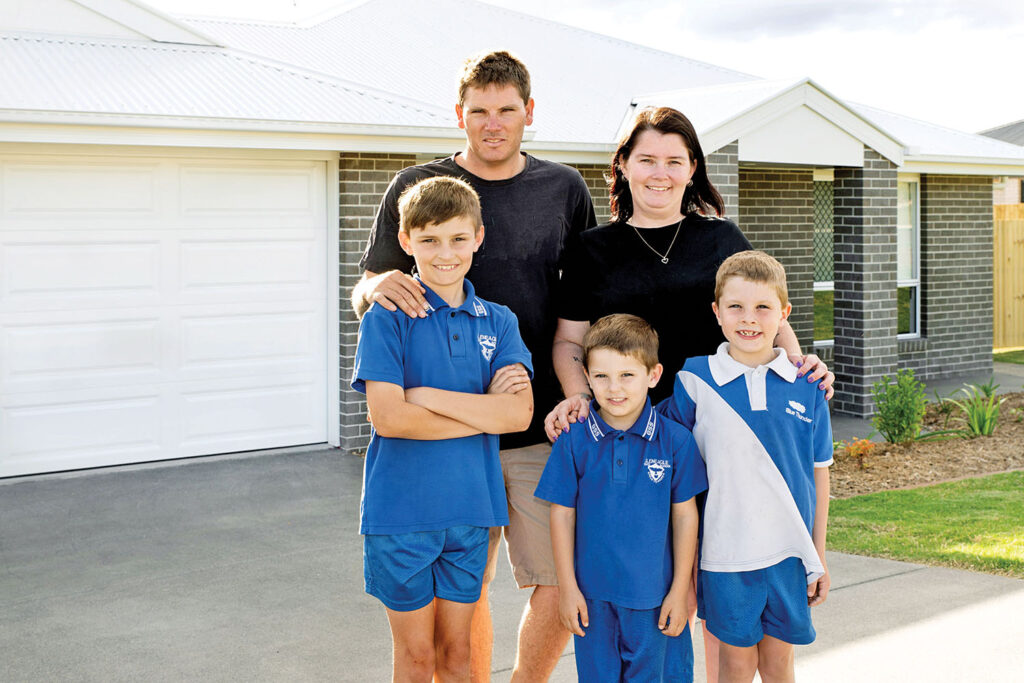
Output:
[737, 167, 815, 348]
[572, 163, 612, 224]
[832, 147, 898, 416]
[706, 141, 739, 220]
[338, 152, 417, 453]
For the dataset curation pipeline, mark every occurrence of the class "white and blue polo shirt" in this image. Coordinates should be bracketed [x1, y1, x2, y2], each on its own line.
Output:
[534, 400, 708, 610]
[352, 277, 533, 535]
[658, 343, 833, 584]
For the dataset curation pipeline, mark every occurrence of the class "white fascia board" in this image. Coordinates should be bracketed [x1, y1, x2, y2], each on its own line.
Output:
[74, 0, 221, 45]
[701, 80, 904, 166]
[902, 157, 1024, 176]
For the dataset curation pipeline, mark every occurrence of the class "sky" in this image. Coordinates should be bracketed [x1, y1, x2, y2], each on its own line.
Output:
[146, 0, 1024, 135]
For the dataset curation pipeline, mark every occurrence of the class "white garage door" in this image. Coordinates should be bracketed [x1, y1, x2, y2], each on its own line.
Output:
[0, 150, 329, 477]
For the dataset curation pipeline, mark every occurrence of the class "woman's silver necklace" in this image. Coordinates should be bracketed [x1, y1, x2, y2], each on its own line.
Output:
[630, 217, 683, 264]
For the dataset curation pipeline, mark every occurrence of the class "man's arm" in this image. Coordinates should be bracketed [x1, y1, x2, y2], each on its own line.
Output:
[352, 269, 429, 319]
[404, 365, 533, 434]
[808, 466, 831, 606]
[550, 503, 588, 637]
[660, 497, 699, 637]
[365, 380, 481, 439]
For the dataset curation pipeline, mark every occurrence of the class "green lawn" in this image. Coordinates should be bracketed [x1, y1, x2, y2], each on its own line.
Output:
[828, 471, 1024, 578]
[994, 349, 1024, 364]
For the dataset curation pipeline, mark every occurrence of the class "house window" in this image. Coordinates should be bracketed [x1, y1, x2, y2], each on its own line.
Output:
[1019, 179, 1024, 204]
[897, 177, 920, 337]
[812, 174, 834, 343]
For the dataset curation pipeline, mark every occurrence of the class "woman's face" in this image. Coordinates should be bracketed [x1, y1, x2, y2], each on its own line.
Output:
[620, 129, 696, 225]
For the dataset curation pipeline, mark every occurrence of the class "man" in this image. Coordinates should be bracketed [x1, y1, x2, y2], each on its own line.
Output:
[352, 51, 596, 682]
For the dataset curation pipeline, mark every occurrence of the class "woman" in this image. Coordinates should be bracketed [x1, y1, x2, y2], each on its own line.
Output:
[547, 106, 832, 435]
[545, 107, 833, 683]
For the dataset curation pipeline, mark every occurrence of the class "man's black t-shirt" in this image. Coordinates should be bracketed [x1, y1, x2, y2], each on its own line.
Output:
[557, 215, 752, 405]
[359, 153, 597, 447]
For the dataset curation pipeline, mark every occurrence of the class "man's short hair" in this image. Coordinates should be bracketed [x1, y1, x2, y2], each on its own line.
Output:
[397, 177, 483, 235]
[457, 50, 531, 106]
[714, 250, 789, 307]
[583, 314, 659, 371]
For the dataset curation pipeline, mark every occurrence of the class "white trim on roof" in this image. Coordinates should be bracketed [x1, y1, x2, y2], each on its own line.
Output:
[75, 0, 220, 45]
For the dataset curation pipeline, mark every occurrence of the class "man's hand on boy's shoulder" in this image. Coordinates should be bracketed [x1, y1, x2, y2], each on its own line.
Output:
[488, 364, 531, 395]
[361, 269, 429, 318]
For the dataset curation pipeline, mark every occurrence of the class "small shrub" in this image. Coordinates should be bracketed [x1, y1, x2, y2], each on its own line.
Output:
[947, 383, 1008, 437]
[871, 369, 928, 445]
[838, 438, 875, 470]
[931, 389, 957, 428]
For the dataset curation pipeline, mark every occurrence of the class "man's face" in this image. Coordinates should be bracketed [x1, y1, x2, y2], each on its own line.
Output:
[456, 84, 534, 170]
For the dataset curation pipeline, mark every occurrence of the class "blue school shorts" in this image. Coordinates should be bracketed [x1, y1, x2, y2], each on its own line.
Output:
[363, 525, 489, 612]
[700, 557, 816, 647]
[574, 599, 693, 683]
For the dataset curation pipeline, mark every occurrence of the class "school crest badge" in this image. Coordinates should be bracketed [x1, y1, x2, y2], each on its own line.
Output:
[643, 458, 671, 484]
[478, 334, 497, 361]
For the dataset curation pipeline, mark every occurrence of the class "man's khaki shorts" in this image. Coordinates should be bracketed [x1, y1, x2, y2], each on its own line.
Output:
[483, 442, 558, 589]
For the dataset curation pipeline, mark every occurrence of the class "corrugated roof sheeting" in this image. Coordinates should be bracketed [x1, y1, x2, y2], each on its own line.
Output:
[182, 0, 758, 144]
[0, 33, 448, 127]
[852, 103, 1024, 160]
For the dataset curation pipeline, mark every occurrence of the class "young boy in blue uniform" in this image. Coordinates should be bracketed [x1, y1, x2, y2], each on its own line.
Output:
[535, 314, 707, 682]
[351, 176, 535, 682]
[658, 250, 832, 683]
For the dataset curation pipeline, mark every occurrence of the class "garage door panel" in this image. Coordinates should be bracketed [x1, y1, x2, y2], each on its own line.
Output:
[178, 376, 325, 451]
[1, 236, 162, 310]
[1, 311, 164, 393]
[178, 162, 323, 228]
[1, 160, 160, 222]
[179, 306, 322, 379]
[179, 236, 320, 301]
[1, 390, 165, 477]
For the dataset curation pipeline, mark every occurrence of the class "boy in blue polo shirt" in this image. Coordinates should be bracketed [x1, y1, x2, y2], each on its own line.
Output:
[352, 176, 534, 682]
[659, 250, 832, 683]
[535, 314, 707, 682]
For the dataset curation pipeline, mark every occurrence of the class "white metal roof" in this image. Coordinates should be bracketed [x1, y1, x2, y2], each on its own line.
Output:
[2, 0, 1022, 172]
[0, 31, 449, 130]
[181, 0, 758, 144]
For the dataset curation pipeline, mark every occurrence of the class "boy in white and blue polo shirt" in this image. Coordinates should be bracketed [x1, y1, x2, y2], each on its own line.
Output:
[535, 314, 707, 682]
[658, 251, 832, 682]
[351, 177, 534, 681]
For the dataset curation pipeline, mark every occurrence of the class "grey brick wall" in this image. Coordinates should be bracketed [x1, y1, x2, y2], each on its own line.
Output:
[832, 148, 899, 416]
[339, 152, 418, 453]
[706, 141, 739, 220]
[899, 174, 993, 381]
[573, 163, 611, 224]
[737, 167, 816, 349]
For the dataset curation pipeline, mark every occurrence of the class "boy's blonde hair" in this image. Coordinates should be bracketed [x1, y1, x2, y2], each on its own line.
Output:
[715, 250, 789, 306]
[582, 314, 659, 371]
[397, 177, 483, 235]
[457, 50, 531, 106]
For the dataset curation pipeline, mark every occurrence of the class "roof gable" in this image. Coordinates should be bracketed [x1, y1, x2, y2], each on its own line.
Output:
[0, 0, 217, 45]
[629, 79, 904, 167]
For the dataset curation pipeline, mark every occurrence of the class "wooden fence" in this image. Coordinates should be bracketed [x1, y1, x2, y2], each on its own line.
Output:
[995, 205, 1024, 350]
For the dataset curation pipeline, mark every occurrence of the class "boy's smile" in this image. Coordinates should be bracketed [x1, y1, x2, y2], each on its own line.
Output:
[398, 216, 484, 306]
[584, 348, 663, 431]
[712, 276, 792, 368]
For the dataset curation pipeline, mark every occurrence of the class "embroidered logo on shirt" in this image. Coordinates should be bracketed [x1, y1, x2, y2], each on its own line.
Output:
[786, 400, 812, 423]
[478, 334, 497, 361]
[644, 458, 671, 483]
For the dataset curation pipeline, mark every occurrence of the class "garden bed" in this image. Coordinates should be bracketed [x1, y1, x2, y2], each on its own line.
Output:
[831, 392, 1024, 499]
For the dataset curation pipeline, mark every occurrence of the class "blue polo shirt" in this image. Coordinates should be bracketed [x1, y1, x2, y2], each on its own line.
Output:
[352, 277, 533, 535]
[658, 343, 833, 582]
[534, 400, 707, 610]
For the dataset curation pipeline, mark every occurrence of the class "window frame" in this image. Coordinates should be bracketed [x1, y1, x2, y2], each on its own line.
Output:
[897, 173, 921, 340]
